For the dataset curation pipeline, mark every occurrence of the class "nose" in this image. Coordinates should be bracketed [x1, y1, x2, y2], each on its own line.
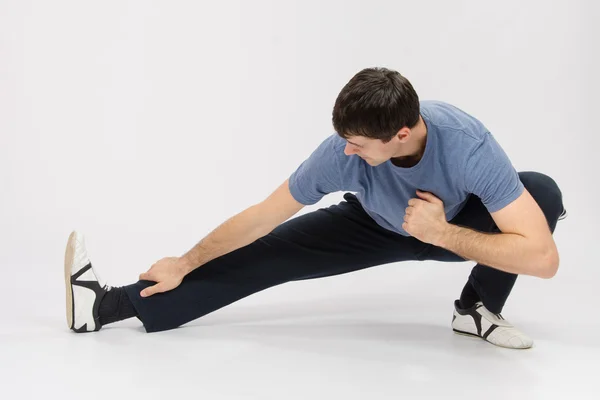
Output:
[344, 143, 359, 156]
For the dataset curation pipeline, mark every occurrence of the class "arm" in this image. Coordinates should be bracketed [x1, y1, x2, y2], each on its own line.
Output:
[180, 178, 305, 274]
[139, 178, 305, 297]
[436, 188, 559, 278]
[140, 135, 340, 297]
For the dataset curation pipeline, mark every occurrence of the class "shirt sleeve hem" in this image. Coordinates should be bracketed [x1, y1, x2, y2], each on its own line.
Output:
[485, 183, 524, 213]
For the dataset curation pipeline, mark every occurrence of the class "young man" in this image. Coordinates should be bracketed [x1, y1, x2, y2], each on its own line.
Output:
[65, 67, 566, 349]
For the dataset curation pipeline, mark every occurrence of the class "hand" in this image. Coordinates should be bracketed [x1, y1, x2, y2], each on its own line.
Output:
[402, 190, 449, 245]
[138, 257, 193, 297]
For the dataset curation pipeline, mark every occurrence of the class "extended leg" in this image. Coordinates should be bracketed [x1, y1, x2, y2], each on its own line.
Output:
[121, 194, 430, 333]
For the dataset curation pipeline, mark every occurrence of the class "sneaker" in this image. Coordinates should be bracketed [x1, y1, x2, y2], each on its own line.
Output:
[64, 231, 111, 333]
[451, 300, 533, 349]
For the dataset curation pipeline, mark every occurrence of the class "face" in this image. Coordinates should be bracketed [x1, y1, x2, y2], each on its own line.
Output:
[343, 129, 410, 166]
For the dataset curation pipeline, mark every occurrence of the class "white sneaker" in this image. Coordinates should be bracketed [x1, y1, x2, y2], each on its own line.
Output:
[64, 231, 111, 333]
[452, 300, 534, 349]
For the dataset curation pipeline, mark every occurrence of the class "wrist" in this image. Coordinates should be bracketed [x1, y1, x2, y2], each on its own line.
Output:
[179, 254, 196, 275]
[435, 222, 454, 248]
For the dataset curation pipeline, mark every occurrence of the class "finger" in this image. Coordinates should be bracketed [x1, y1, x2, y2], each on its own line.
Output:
[402, 222, 409, 231]
[140, 282, 166, 298]
[415, 190, 431, 200]
[405, 207, 411, 215]
[416, 190, 441, 203]
[139, 271, 153, 281]
[408, 198, 424, 207]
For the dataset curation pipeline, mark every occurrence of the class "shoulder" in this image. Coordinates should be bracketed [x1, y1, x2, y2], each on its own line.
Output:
[326, 133, 348, 151]
[311, 133, 348, 165]
[320, 133, 356, 165]
[420, 100, 489, 142]
[297, 133, 356, 176]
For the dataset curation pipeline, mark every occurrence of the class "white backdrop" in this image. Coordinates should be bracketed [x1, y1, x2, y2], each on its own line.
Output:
[1, 1, 599, 398]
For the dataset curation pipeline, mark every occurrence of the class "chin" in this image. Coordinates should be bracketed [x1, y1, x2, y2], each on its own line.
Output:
[365, 159, 381, 166]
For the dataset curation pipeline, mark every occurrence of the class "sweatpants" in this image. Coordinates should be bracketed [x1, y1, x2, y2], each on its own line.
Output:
[124, 171, 565, 333]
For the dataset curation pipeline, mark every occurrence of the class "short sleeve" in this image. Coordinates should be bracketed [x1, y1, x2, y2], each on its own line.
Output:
[464, 132, 524, 213]
[288, 135, 343, 205]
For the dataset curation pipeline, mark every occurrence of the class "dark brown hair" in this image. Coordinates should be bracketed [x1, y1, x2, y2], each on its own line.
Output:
[332, 67, 420, 143]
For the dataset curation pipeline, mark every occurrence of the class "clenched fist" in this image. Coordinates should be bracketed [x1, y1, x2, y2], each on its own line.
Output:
[402, 190, 450, 245]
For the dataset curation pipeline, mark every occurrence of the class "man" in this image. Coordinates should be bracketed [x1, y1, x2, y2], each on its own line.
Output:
[65, 67, 566, 349]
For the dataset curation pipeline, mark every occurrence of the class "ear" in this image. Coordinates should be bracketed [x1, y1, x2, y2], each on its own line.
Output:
[395, 127, 411, 143]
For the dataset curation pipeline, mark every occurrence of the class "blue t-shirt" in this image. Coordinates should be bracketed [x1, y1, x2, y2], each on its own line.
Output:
[288, 100, 524, 237]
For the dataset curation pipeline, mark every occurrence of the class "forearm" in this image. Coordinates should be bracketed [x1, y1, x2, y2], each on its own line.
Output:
[180, 205, 272, 274]
[436, 224, 555, 278]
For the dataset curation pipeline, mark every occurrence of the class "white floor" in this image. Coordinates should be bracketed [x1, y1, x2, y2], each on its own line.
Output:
[2, 256, 598, 400]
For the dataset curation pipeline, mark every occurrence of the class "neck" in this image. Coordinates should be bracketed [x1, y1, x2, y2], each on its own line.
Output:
[411, 117, 428, 158]
[392, 115, 428, 162]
